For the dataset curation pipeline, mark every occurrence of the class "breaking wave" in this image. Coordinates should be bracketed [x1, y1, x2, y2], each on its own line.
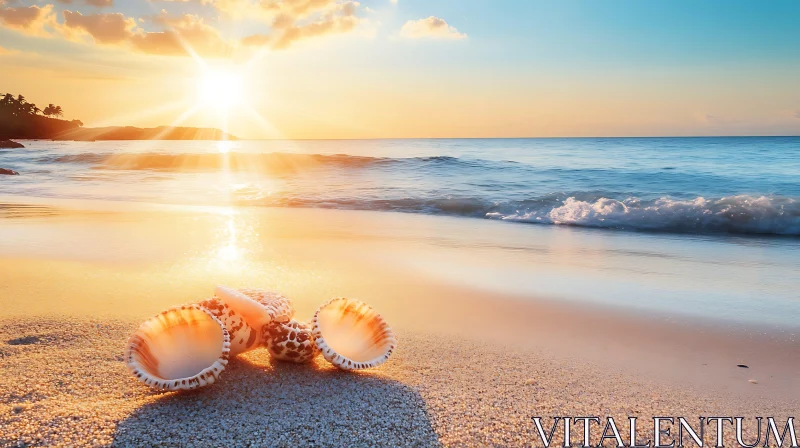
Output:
[487, 195, 800, 235]
[252, 194, 800, 236]
[30, 151, 800, 235]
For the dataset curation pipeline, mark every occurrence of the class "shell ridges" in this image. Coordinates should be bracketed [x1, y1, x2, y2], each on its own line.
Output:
[312, 298, 397, 371]
[125, 304, 231, 391]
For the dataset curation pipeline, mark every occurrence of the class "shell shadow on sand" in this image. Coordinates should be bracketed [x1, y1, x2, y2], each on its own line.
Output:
[113, 356, 441, 447]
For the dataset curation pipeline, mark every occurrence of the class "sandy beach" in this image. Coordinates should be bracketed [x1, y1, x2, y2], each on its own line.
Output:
[1, 203, 798, 447]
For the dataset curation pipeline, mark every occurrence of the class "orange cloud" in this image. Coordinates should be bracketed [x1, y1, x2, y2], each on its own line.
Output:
[400, 16, 466, 40]
[62, 10, 135, 43]
[59, 9, 230, 57]
[2, 0, 368, 57]
[86, 0, 114, 7]
[131, 13, 231, 57]
[0, 4, 57, 37]
[242, 0, 360, 49]
[261, 0, 339, 17]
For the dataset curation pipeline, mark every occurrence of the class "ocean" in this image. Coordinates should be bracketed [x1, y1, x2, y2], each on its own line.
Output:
[2, 137, 799, 235]
[1, 137, 799, 327]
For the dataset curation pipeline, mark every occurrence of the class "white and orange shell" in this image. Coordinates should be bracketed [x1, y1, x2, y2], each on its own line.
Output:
[238, 288, 294, 325]
[125, 305, 230, 391]
[262, 319, 318, 363]
[312, 298, 396, 370]
[197, 297, 259, 356]
[206, 286, 295, 356]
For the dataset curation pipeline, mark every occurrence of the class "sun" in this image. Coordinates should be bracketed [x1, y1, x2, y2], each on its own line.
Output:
[196, 68, 245, 110]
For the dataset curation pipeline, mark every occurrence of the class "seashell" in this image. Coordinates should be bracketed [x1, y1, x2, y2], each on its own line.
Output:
[197, 297, 258, 356]
[203, 286, 294, 356]
[262, 319, 318, 363]
[312, 298, 396, 370]
[237, 287, 294, 325]
[125, 305, 230, 391]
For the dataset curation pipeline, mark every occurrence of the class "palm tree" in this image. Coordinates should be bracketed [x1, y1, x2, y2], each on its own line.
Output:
[0, 93, 13, 107]
[15, 95, 26, 115]
[0, 93, 68, 120]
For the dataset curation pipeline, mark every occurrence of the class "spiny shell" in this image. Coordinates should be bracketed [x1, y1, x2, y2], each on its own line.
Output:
[207, 286, 295, 356]
[312, 298, 396, 370]
[125, 305, 230, 391]
[262, 319, 318, 364]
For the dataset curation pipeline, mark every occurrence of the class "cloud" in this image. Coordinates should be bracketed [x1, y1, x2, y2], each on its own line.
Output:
[63, 11, 135, 43]
[242, 1, 362, 50]
[56, 0, 113, 5]
[0, 4, 58, 36]
[130, 12, 231, 57]
[3, 0, 370, 57]
[261, 0, 340, 17]
[86, 0, 114, 7]
[400, 16, 466, 40]
[389, 0, 397, 4]
[60, 9, 231, 57]
[795, 111, 800, 119]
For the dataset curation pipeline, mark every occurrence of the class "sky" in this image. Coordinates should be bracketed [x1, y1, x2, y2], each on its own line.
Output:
[1, 0, 800, 139]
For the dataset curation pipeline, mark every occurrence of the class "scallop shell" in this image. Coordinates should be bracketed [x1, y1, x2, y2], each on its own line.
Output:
[312, 298, 396, 370]
[125, 305, 230, 390]
[262, 319, 318, 363]
[205, 286, 294, 356]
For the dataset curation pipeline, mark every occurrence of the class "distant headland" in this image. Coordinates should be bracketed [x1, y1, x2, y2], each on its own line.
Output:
[0, 93, 237, 141]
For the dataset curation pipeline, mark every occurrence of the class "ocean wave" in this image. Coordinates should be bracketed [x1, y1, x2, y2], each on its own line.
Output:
[243, 194, 800, 236]
[40, 152, 469, 172]
[488, 195, 800, 235]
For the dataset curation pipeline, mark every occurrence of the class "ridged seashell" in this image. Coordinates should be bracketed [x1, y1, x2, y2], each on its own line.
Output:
[262, 319, 318, 363]
[204, 286, 294, 356]
[312, 298, 396, 370]
[125, 305, 230, 391]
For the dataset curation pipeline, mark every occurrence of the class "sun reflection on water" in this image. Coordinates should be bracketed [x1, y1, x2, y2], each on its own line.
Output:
[216, 141, 236, 154]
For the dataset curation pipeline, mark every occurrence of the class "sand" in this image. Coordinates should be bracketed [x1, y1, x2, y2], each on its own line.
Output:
[1, 318, 794, 447]
[1, 204, 798, 446]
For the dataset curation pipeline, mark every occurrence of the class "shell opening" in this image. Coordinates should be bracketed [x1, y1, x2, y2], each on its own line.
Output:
[215, 285, 274, 330]
[316, 300, 394, 363]
[131, 307, 225, 381]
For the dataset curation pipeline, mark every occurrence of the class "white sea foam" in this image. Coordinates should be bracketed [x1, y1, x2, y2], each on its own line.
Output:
[490, 195, 800, 235]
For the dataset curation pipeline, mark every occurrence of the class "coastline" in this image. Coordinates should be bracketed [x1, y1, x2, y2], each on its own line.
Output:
[1, 203, 798, 445]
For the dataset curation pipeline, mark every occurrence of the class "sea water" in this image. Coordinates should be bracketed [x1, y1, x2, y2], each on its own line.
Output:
[1, 137, 798, 326]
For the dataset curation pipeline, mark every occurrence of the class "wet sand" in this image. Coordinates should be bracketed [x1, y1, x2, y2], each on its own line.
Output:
[0, 203, 798, 446]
